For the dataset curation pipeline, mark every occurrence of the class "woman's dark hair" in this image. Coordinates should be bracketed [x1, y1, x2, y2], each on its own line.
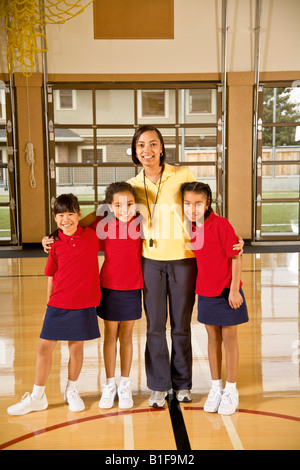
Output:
[131, 125, 166, 166]
[181, 181, 213, 220]
[50, 193, 80, 239]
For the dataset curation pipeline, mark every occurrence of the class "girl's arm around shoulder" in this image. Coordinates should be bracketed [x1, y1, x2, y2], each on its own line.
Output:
[44, 243, 58, 277]
[216, 215, 244, 255]
[80, 210, 97, 228]
[42, 236, 54, 253]
[233, 236, 244, 255]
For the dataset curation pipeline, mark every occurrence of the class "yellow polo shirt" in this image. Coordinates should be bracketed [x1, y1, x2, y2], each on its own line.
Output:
[128, 163, 196, 261]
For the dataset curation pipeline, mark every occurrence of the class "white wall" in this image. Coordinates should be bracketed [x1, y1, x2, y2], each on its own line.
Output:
[1, 0, 299, 76]
[43, 0, 300, 75]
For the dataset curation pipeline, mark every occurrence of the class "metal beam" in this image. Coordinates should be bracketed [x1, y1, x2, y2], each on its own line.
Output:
[221, 0, 228, 217]
[252, 0, 263, 241]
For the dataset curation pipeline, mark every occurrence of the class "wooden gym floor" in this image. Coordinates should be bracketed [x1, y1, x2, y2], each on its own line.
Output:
[0, 250, 299, 451]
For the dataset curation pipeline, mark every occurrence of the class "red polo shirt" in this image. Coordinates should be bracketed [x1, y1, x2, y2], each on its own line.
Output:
[45, 226, 101, 309]
[192, 211, 242, 297]
[91, 214, 143, 291]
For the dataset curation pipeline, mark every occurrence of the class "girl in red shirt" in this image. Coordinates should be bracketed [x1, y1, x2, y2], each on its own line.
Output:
[181, 182, 248, 416]
[92, 182, 143, 410]
[7, 194, 101, 416]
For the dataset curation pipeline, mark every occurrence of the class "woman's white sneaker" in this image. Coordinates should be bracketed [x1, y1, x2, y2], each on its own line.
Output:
[99, 383, 117, 409]
[65, 389, 85, 412]
[7, 392, 48, 416]
[118, 382, 133, 409]
[218, 388, 239, 415]
[204, 387, 223, 413]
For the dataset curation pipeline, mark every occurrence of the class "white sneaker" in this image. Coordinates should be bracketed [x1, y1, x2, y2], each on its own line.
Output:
[7, 392, 48, 416]
[175, 389, 192, 403]
[99, 383, 117, 409]
[204, 387, 223, 413]
[218, 388, 239, 415]
[65, 389, 85, 412]
[149, 391, 168, 408]
[118, 382, 133, 409]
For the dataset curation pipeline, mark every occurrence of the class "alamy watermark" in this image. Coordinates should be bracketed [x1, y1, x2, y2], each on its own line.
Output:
[95, 200, 204, 250]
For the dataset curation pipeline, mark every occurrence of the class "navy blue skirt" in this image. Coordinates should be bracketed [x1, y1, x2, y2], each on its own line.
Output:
[97, 287, 142, 322]
[40, 306, 101, 341]
[197, 288, 249, 326]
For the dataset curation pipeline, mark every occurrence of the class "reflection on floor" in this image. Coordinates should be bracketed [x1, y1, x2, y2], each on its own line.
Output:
[0, 253, 299, 450]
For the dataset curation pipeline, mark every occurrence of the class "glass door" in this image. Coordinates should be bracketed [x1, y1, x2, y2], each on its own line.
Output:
[254, 82, 300, 241]
[0, 81, 19, 246]
[46, 82, 223, 233]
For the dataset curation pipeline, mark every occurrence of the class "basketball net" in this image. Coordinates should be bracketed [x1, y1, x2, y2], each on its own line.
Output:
[0, 0, 94, 77]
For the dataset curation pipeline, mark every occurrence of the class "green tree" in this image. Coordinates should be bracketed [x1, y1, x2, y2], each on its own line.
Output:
[262, 87, 300, 146]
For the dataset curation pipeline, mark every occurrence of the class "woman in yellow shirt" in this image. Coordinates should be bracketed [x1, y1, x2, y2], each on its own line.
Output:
[128, 126, 198, 407]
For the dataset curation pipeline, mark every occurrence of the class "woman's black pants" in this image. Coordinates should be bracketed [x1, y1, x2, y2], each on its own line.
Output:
[141, 257, 197, 392]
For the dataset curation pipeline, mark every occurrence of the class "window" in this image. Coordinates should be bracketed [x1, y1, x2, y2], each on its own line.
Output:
[0, 89, 6, 120]
[188, 89, 212, 114]
[0, 82, 19, 245]
[46, 83, 223, 232]
[140, 90, 166, 117]
[254, 83, 300, 240]
[56, 89, 76, 110]
[81, 148, 104, 164]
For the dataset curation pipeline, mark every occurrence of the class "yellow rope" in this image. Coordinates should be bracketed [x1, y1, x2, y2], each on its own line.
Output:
[1, 0, 94, 77]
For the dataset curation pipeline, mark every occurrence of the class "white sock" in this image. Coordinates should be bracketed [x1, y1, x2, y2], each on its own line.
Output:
[119, 376, 130, 387]
[66, 379, 77, 392]
[106, 377, 116, 387]
[211, 379, 222, 389]
[31, 384, 45, 399]
[225, 381, 237, 391]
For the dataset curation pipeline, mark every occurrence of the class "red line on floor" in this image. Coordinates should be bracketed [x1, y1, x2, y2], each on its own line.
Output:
[2, 406, 300, 450]
[0, 407, 164, 450]
[183, 406, 300, 422]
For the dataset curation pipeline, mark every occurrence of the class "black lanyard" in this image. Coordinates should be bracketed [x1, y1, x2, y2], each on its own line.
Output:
[143, 165, 164, 247]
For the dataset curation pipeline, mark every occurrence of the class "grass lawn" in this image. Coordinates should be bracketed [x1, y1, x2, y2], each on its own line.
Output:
[261, 191, 299, 233]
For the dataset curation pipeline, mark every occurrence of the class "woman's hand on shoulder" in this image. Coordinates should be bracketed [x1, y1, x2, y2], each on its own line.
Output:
[42, 236, 54, 253]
